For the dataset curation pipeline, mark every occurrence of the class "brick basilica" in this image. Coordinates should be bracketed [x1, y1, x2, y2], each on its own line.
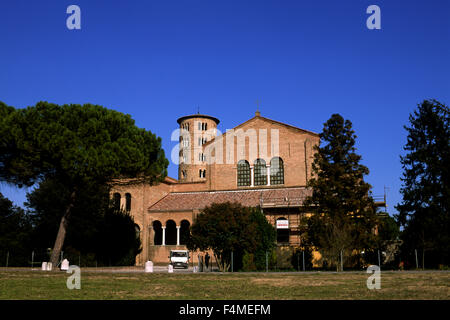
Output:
[111, 111, 320, 266]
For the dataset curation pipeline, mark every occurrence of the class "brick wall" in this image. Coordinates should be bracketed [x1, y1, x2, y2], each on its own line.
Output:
[205, 116, 319, 190]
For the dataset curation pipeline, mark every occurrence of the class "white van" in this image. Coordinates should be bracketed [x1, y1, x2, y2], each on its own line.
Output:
[169, 250, 190, 269]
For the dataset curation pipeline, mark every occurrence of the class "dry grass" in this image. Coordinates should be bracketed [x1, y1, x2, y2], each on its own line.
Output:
[0, 269, 448, 300]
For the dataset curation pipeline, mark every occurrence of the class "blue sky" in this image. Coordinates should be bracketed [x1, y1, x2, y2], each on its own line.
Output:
[0, 0, 449, 215]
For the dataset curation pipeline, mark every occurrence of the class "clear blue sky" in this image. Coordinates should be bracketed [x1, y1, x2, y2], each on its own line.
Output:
[1, 0, 449, 216]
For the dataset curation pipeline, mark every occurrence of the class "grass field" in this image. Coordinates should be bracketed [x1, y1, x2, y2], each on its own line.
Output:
[0, 269, 449, 300]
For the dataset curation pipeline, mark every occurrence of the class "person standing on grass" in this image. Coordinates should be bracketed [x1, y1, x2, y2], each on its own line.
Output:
[198, 253, 204, 272]
[205, 252, 210, 270]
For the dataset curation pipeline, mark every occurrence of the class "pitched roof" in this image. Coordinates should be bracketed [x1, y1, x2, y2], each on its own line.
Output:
[148, 187, 312, 212]
[110, 175, 177, 186]
[202, 114, 319, 148]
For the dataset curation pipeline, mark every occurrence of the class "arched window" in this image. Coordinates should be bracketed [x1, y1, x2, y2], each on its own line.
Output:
[125, 193, 131, 212]
[270, 157, 284, 185]
[237, 160, 250, 186]
[180, 220, 190, 245]
[254, 159, 267, 186]
[203, 169, 206, 178]
[165, 220, 177, 245]
[153, 221, 162, 245]
[113, 193, 121, 210]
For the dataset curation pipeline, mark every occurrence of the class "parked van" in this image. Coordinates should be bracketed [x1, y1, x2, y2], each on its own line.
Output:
[169, 250, 190, 269]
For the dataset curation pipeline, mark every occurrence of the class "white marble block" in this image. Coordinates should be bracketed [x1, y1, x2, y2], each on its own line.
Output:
[145, 261, 153, 273]
[61, 259, 69, 271]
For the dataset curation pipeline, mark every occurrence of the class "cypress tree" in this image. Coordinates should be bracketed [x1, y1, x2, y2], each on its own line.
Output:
[302, 114, 378, 271]
[395, 99, 449, 268]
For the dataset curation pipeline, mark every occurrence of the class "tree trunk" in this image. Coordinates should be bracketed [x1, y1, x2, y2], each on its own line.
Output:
[49, 189, 76, 266]
[421, 231, 425, 271]
[422, 249, 425, 271]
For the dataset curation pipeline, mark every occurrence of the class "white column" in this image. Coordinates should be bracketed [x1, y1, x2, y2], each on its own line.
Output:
[176, 226, 180, 246]
[250, 166, 254, 187]
[162, 226, 166, 246]
[266, 165, 271, 186]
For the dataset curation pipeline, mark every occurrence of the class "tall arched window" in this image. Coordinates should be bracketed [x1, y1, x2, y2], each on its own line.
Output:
[113, 193, 121, 210]
[165, 220, 177, 245]
[153, 221, 162, 245]
[237, 160, 250, 186]
[180, 220, 190, 245]
[125, 193, 131, 212]
[254, 159, 267, 186]
[270, 157, 284, 185]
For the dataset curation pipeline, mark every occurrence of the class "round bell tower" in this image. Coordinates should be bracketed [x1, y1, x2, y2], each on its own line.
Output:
[177, 114, 220, 182]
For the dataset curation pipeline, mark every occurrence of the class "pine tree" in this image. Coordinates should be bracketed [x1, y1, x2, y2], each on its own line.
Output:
[395, 99, 449, 268]
[302, 114, 378, 271]
[0, 101, 168, 265]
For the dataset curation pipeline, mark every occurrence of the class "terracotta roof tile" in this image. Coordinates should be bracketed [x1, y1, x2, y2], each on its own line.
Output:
[148, 187, 311, 212]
